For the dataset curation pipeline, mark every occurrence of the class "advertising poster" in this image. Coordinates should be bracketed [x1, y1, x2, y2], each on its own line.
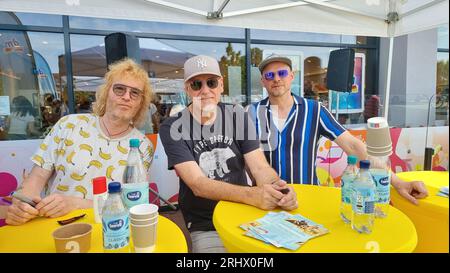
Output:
[329, 53, 365, 113]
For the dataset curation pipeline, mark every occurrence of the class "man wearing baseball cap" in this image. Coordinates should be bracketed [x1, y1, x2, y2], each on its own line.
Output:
[159, 55, 298, 253]
[248, 54, 427, 203]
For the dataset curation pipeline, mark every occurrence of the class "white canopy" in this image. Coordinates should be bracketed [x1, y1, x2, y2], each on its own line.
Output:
[1, 0, 448, 37]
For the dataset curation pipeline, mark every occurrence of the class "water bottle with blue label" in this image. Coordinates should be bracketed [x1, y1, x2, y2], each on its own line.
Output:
[102, 182, 130, 252]
[368, 155, 391, 218]
[351, 160, 376, 234]
[340, 155, 358, 224]
[122, 138, 149, 209]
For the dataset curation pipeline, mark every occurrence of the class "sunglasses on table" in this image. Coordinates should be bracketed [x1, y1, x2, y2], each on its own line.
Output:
[189, 78, 219, 91]
[263, 69, 290, 81]
[112, 84, 143, 100]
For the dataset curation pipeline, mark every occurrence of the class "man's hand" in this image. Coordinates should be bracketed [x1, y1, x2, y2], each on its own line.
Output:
[5, 196, 41, 225]
[271, 180, 298, 211]
[254, 183, 285, 211]
[394, 180, 428, 205]
[35, 194, 79, 218]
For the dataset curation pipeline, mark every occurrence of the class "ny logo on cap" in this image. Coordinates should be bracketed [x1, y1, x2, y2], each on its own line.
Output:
[197, 58, 208, 69]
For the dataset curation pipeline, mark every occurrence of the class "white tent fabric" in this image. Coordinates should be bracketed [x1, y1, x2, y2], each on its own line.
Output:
[0, 0, 448, 37]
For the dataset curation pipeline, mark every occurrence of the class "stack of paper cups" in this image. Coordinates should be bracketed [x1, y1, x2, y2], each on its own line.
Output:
[366, 117, 392, 157]
[129, 204, 159, 253]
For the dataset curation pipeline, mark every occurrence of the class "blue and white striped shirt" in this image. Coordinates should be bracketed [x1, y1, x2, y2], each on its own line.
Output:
[249, 94, 346, 185]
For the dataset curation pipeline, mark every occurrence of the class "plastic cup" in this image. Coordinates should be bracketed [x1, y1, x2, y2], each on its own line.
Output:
[52, 223, 92, 253]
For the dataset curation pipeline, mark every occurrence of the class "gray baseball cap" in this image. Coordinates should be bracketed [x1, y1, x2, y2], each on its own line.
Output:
[258, 54, 292, 73]
[184, 55, 222, 82]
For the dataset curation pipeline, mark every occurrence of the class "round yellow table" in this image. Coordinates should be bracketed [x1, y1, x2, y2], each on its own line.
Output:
[213, 185, 417, 253]
[392, 171, 449, 253]
[0, 209, 188, 253]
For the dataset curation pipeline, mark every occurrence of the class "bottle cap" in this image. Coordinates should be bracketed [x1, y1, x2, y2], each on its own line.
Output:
[347, 155, 358, 165]
[93, 176, 107, 194]
[108, 182, 121, 193]
[130, 139, 140, 148]
[359, 160, 370, 169]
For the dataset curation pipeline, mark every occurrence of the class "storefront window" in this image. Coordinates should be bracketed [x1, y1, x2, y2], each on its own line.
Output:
[0, 11, 62, 27]
[0, 30, 65, 141]
[436, 24, 449, 126]
[139, 38, 246, 133]
[67, 35, 107, 115]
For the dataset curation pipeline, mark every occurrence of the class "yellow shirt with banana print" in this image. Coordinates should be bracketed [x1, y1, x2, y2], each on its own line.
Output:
[31, 114, 154, 200]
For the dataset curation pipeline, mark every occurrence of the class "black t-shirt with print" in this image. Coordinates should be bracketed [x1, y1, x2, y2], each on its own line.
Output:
[159, 103, 260, 231]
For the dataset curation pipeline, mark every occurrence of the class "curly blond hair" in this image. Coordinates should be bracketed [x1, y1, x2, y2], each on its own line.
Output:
[93, 58, 153, 127]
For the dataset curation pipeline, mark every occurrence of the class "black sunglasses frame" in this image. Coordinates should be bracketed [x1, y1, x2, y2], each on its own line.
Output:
[189, 78, 220, 91]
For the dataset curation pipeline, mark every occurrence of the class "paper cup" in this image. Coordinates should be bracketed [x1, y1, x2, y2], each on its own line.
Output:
[52, 223, 92, 253]
[366, 127, 392, 149]
[367, 148, 393, 157]
[130, 215, 158, 226]
[129, 204, 158, 220]
[131, 222, 157, 253]
[367, 117, 389, 129]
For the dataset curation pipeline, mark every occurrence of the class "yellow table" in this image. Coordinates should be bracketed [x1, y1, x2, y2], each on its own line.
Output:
[213, 185, 417, 253]
[0, 209, 188, 253]
[392, 171, 449, 253]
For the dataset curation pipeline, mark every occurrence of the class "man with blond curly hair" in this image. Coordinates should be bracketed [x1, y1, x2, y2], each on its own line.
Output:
[6, 58, 154, 225]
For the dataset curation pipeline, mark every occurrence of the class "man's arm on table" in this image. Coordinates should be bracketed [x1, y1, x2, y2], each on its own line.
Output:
[334, 131, 428, 204]
[174, 157, 285, 210]
[244, 149, 298, 211]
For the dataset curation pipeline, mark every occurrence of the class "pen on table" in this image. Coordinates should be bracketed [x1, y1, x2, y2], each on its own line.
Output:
[11, 191, 37, 207]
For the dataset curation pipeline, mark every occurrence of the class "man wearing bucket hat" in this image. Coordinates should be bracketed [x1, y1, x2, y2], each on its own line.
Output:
[159, 55, 298, 253]
[248, 53, 427, 204]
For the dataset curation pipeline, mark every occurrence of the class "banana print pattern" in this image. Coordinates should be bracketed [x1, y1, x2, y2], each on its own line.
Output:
[31, 114, 153, 200]
[106, 165, 115, 180]
[56, 184, 69, 192]
[55, 148, 66, 157]
[79, 127, 90, 138]
[64, 139, 74, 147]
[118, 160, 127, 166]
[88, 160, 103, 169]
[75, 185, 88, 199]
[66, 151, 76, 165]
[99, 148, 112, 160]
[54, 136, 62, 144]
[40, 143, 48, 151]
[79, 144, 93, 156]
[77, 115, 90, 123]
[32, 155, 45, 167]
[117, 141, 128, 155]
[56, 165, 66, 175]
[70, 172, 87, 181]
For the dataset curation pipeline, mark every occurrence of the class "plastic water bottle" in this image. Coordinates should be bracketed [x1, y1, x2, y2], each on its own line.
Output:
[351, 160, 376, 234]
[102, 182, 130, 253]
[368, 155, 391, 218]
[122, 139, 149, 209]
[93, 176, 108, 224]
[340, 155, 358, 223]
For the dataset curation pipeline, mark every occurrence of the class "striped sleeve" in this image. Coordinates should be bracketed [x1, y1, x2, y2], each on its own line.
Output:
[318, 103, 346, 140]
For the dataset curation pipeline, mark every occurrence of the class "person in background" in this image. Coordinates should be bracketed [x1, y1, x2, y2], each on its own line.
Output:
[6, 96, 41, 140]
[5, 58, 154, 225]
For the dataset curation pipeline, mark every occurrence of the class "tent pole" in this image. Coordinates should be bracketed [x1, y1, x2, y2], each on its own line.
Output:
[383, 37, 394, 119]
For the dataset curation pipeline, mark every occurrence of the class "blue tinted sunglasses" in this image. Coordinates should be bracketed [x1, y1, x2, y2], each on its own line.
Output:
[263, 69, 289, 81]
